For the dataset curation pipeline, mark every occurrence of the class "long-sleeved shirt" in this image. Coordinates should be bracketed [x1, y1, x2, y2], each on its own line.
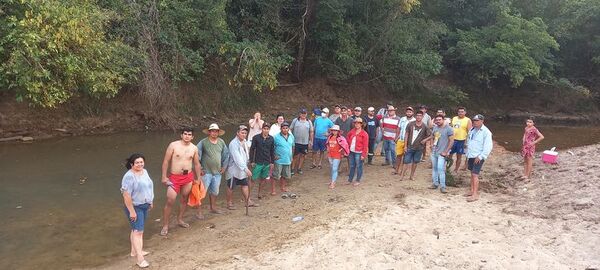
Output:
[227, 138, 250, 180]
[466, 125, 493, 160]
[249, 133, 275, 165]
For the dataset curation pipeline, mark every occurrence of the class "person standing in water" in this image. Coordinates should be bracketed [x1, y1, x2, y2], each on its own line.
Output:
[521, 117, 545, 180]
[121, 153, 154, 268]
[160, 127, 202, 236]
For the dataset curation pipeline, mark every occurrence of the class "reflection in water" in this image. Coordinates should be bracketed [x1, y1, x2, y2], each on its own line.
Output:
[1, 124, 599, 269]
[0, 130, 236, 269]
[486, 122, 600, 152]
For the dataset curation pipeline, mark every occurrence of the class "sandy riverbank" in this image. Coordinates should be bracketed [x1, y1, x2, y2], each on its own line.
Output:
[98, 143, 600, 270]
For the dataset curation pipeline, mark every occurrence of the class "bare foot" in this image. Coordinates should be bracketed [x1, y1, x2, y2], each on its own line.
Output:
[270, 191, 277, 196]
[210, 209, 223, 214]
[344, 181, 352, 185]
[466, 196, 479, 202]
[329, 183, 335, 189]
[131, 251, 150, 257]
[463, 192, 473, 197]
[227, 205, 236, 210]
[353, 182, 361, 187]
[195, 213, 205, 220]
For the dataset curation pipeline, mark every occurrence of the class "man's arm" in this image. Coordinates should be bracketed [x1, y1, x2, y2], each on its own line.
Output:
[220, 141, 229, 174]
[480, 131, 493, 160]
[161, 143, 174, 184]
[249, 137, 257, 164]
[193, 146, 203, 182]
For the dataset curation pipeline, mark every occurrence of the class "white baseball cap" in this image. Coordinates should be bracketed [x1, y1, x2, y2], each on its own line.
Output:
[322, 107, 330, 114]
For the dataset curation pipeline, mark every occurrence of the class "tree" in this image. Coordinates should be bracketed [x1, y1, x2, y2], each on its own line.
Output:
[0, 0, 140, 107]
[447, 11, 559, 87]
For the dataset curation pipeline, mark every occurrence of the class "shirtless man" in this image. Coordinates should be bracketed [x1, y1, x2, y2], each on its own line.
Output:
[160, 127, 203, 236]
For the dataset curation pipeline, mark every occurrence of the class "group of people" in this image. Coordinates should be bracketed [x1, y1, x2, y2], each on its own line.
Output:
[119, 103, 545, 268]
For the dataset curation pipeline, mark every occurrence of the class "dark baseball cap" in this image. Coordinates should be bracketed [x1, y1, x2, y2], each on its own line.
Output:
[281, 122, 290, 127]
[299, 108, 307, 114]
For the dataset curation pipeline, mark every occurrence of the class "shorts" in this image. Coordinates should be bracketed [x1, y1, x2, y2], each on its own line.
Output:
[294, 143, 309, 155]
[273, 164, 291, 179]
[227, 177, 248, 188]
[201, 173, 221, 196]
[313, 138, 327, 152]
[467, 158, 485, 174]
[252, 163, 270, 180]
[403, 148, 423, 164]
[395, 140, 405, 155]
[450, 140, 466, 155]
[123, 203, 150, 232]
[168, 172, 194, 194]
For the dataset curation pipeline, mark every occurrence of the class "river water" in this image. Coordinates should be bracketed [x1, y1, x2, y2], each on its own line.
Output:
[1, 124, 599, 269]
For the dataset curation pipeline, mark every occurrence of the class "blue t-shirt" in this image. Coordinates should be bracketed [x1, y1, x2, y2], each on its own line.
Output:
[120, 169, 154, 206]
[274, 132, 295, 165]
[314, 117, 334, 140]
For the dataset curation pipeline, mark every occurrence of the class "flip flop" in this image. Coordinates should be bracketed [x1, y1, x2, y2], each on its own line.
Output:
[160, 227, 168, 236]
[195, 213, 205, 220]
[317, 165, 322, 169]
[137, 260, 150, 268]
[248, 203, 260, 207]
[227, 205, 236, 210]
[178, 222, 190, 228]
[309, 164, 317, 169]
[281, 193, 289, 199]
[289, 193, 298, 199]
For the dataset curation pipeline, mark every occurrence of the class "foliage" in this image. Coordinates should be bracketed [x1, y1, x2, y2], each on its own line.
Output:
[0, 0, 140, 107]
[0, 0, 598, 111]
[219, 40, 293, 91]
[447, 11, 559, 87]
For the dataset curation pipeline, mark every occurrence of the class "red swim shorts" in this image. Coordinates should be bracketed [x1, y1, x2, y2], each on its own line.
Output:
[168, 172, 194, 194]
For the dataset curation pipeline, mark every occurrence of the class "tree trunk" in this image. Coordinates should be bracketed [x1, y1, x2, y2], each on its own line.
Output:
[292, 0, 317, 83]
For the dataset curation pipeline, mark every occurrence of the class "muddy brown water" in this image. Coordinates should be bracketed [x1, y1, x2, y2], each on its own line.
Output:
[1, 124, 599, 269]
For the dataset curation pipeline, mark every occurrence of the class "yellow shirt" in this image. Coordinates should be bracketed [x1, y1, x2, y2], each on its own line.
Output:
[451, 116, 470, 140]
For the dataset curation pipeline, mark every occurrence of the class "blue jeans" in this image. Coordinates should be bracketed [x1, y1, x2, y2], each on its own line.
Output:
[383, 140, 396, 164]
[329, 157, 341, 182]
[348, 152, 364, 182]
[431, 154, 446, 188]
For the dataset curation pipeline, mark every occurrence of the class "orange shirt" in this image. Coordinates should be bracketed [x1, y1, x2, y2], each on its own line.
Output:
[328, 137, 342, 159]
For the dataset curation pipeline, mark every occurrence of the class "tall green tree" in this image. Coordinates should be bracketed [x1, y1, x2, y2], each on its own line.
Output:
[0, 0, 140, 107]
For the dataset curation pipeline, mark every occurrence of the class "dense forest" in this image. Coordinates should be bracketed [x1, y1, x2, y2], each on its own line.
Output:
[0, 0, 598, 114]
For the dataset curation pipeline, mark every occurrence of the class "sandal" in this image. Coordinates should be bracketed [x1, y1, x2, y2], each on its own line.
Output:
[281, 193, 289, 199]
[289, 193, 298, 199]
[160, 227, 168, 236]
[177, 222, 190, 228]
[317, 165, 322, 169]
[310, 164, 317, 169]
[137, 260, 150, 268]
[227, 205, 236, 210]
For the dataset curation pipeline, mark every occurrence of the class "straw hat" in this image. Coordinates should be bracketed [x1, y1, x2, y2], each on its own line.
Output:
[202, 123, 225, 136]
[329, 125, 341, 131]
